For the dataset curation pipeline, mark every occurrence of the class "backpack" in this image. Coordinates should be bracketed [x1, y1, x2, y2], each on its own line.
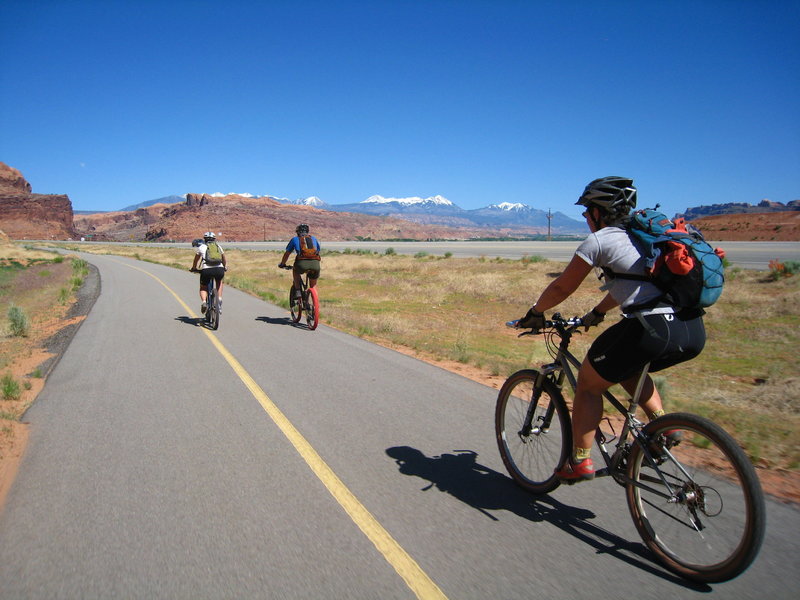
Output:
[608, 207, 725, 310]
[298, 235, 320, 260]
[204, 240, 223, 266]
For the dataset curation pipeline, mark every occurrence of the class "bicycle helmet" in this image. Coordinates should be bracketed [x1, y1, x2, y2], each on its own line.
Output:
[191, 238, 203, 247]
[203, 231, 216, 240]
[576, 177, 637, 221]
[296, 224, 309, 235]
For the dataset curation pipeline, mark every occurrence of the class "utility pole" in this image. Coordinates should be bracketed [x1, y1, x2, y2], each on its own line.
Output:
[547, 208, 552, 242]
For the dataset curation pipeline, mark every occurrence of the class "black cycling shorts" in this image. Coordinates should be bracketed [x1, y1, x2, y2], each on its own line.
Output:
[587, 311, 706, 383]
[199, 266, 225, 286]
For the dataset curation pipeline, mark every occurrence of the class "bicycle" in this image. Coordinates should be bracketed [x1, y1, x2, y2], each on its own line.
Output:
[280, 264, 319, 330]
[494, 313, 765, 583]
[190, 268, 220, 330]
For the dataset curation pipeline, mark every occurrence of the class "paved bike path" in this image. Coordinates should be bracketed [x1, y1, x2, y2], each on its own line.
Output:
[0, 253, 797, 599]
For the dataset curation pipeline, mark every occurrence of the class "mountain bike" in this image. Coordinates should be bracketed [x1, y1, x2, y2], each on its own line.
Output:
[190, 268, 220, 330]
[280, 264, 319, 330]
[495, 313, 765, 583]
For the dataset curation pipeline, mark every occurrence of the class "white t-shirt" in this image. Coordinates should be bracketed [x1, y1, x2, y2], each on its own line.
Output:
[196, 242, 225, 269]
[575, 227, 662, 309]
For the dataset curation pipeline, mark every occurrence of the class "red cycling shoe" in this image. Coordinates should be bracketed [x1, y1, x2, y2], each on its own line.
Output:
[555, 458, 595, 484]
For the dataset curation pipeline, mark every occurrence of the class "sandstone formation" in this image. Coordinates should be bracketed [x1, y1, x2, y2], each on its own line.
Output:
[690, 211, 800, 242]
[0, 162, 76, 240]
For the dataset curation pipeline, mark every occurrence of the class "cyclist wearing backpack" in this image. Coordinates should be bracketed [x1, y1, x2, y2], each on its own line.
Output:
[515, 177, 706, 483]
[191, 231, 227, 314]
[278, 224, 321, 299]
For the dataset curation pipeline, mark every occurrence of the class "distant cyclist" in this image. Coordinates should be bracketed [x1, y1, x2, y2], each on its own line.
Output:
[191, 231, 227, 314]
[278, 224, 321, 300]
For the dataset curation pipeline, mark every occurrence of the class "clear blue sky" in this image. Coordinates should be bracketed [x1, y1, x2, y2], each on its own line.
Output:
[1, 0, 797, 219]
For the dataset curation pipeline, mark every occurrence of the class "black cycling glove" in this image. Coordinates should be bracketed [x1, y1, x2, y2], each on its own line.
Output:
[517, 307, 545, 330]
[581, 308, 606, 330]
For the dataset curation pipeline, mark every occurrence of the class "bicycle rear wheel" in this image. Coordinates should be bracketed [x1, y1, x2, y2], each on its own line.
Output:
[306, 287, 319, 330]
[289, 285, 302, 322]
[210, 291, 220, 330]
[495, 370, 571, 494]
[626, 412, 765, 583]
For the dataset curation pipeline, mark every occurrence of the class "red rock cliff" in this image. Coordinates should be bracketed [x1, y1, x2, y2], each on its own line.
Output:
[0, 162, 77, 239]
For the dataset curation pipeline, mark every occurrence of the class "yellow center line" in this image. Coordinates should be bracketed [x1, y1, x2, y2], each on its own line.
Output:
[117, 260, 448, 600]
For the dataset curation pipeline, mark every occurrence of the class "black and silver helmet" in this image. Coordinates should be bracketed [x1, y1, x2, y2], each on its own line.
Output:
[576, 177, 637, 219]
[296, 223, 309, 235]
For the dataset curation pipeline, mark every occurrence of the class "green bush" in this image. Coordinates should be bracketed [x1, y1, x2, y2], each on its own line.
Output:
[7, 304, 30, 337]
[1, 373, 21, 401]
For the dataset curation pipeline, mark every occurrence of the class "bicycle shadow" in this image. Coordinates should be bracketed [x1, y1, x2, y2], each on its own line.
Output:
[255, 316, 308, 328]
[175, 316, 207, 327]
[385, 445, 709, 590]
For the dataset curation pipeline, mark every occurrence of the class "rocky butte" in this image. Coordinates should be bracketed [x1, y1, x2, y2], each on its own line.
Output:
[0, 162, 76, 240]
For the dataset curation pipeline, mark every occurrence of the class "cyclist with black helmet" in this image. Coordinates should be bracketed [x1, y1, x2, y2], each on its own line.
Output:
[515, 177, 705, 483]
[191, 231, 227, 314]
[279, 224, 321, 300]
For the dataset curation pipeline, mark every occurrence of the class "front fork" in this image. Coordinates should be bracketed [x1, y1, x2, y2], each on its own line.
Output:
[519, 364, 562, 438]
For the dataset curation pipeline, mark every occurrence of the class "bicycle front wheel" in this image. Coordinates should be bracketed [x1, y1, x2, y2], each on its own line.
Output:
[495, 370, 571, 494]
[289, 286, 302, 322]
[306, 287, 319, 330]
[626, 412, 766, 583]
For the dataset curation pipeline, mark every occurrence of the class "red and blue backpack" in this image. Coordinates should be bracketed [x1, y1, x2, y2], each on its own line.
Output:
[607, 207, 726, 310]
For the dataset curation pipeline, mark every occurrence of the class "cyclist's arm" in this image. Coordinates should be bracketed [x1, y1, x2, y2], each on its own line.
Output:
[191, 253, 200, 270]
[279, 250, 292, 265]
[594, 293, 619, 314]
[532, 254, 593, 313]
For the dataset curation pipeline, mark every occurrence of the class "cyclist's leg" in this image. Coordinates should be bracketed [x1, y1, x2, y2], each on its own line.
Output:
[620, 373, 663, 418]
[572, 357, 612, 450]
[198, 270, 210, 306]
[307, 263, 320, 288]
[292, 264, 304, 295]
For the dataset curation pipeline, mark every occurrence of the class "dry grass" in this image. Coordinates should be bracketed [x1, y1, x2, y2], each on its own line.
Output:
[50, 243, 800, 470]
[0, 243, 80, 474]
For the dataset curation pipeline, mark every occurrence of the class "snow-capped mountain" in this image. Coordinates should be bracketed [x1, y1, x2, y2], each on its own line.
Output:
[294, 196, 327, 207]
[485, 202, 531, 212]
[210, 192, 259, 198]
[331, 195, 462, 217]
[361, 195, 455, 207]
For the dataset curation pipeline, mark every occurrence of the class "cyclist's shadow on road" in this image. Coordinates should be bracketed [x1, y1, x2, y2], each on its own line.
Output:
[385, 446, 708, 590]
[255, 316, 308, 328]
[175, 316, 208, 327]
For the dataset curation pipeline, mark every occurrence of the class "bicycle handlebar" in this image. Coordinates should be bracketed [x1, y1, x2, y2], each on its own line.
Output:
[279, 264, 293, 270]
[506, 313, 584, 336]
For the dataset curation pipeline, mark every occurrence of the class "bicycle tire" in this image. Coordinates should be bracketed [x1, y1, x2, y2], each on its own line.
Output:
[204, 279, 215, 327]
[289, 285, 302, 323]
[210, 291, 220, 330]
[306, 287, 319, 330]
[495, 370, 571, 494]
[625, 412, 766, 583]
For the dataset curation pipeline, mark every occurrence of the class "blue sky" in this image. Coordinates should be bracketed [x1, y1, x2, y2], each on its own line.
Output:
[1, 0, 797, 219]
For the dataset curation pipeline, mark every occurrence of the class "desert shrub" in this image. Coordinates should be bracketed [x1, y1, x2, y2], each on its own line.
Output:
[7, 304, 30, 337]
[1, 373, 21, 401]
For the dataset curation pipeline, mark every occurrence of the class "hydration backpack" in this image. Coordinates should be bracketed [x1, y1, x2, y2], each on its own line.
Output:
[204, 240, 223, 266]
[608, 207, 725, 309]
[298, 235, 320, 260]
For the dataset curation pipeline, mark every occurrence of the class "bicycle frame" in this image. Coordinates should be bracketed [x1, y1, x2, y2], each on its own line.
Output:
[526, 316, 690, 500]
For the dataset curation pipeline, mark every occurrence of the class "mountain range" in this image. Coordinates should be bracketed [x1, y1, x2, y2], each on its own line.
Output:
[102, 193, 585, 234]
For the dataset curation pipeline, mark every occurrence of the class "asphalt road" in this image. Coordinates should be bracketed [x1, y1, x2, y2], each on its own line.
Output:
[81, 240, 800, 271]
[0, 253, 797, 599]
